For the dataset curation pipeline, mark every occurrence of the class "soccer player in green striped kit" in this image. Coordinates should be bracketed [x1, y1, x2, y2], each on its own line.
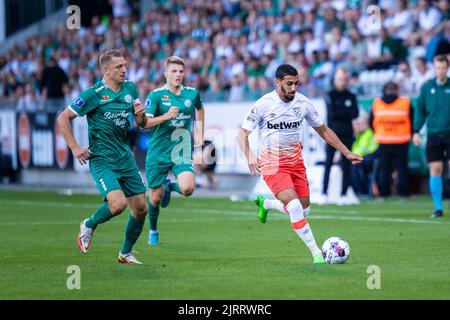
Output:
[134, 56, 205, 245]
[413, 54, 450, 218]
[57, 50, 148, 264]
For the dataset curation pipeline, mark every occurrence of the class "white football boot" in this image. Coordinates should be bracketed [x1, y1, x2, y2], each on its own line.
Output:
[77, 219, 94, 253]
[118, 251, 143, 264]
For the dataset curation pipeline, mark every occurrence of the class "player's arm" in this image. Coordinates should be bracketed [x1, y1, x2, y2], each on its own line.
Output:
[193, 91, 205, 147]
[134, 104, 179, 129]
[133, 99, 148, 127]
[314, 124, 363, 165]
[412, 84, 427, 146]
[134, 93, 179, 129]
[56, 108, 91, 165]
[133, 99, 176, 129]
[237, 128, 260, 175]
[194, 106, 205, 148]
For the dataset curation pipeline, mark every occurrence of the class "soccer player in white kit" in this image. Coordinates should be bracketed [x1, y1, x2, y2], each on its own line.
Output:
[237, 64, 363, 264]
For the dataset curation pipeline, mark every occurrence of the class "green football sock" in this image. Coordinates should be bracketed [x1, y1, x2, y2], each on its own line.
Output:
[148, 203, 159, 231]
[120, 215, 145, 254]
[169, 182, 181, 194]
[85, 203, 113, 229]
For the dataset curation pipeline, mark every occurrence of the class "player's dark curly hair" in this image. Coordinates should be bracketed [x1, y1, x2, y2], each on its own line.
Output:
[275, 64, 298, 80]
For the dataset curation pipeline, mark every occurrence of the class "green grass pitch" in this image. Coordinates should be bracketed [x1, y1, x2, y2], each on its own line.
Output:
[0, 190, 449, 299]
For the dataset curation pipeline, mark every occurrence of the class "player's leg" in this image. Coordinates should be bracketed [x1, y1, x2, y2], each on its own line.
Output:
[86, 166, 128, 226]
[146, 163, 170, 245]
[298, 197, 311, 217]
[256, 172, 292, 222]
[255, 171, 310, 219]
[161, 162, 196, 208]
[377, 145, 393, 198]
[148, 186, 163, 244]
[276, 188, 324, 264]
[294, 177, 312, 216]
[256, 167, 313, 220]
[175, 171, 195, 196]
[116, 166, 148, 263]
[394, 143, 409, 198]
[255, 195, 287, 216]
[78, 165, 127, 253]
[429, 161, 444, 217]
[88, 189, 128, 227]
[427, 135, 446, 217]
[260, 168, 322, 263]
[292, 165, 321, 262]
[78, 189, 127, 254]
[266, 164, 311, 217]
[118, 192, 147, 264]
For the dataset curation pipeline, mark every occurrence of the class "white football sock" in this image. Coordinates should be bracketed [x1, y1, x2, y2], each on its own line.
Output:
[263, 199, 287, 213]
[303, 206, 311, 217]
[285, 199, 321, 257]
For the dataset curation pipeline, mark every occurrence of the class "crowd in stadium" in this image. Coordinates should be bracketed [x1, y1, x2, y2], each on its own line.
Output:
[0, 0, 450, 109]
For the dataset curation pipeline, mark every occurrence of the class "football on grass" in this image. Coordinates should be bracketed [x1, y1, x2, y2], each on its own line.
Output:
[322, 237, 350, 264]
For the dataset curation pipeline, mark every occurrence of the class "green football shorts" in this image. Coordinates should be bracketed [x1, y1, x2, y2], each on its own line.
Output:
[145, 158, 195, 189]
[89, 157, 146, 201]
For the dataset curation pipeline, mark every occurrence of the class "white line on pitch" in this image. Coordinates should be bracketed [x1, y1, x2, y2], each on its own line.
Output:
[0, 199, 436, 216]
[1, 212, 448, 226]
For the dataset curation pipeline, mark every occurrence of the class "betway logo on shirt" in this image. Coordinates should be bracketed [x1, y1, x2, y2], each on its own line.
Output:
[267, 120, 301, 130]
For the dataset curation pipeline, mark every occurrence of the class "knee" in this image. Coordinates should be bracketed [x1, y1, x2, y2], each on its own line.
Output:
[150, 193, 162, 207]
[302, 199, 310, 209]
[430, 167, 443, 176]
[109, 198, 128, 215]
[179, 184, 194, 196]
[134, 204, 148, 220]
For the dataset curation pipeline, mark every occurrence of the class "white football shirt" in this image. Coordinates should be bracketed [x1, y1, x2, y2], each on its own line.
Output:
[241, 90, 323, 173]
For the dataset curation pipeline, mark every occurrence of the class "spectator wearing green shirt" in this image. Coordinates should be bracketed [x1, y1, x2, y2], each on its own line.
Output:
[246, 58, 266, 91]
[368, 28, 408, 70]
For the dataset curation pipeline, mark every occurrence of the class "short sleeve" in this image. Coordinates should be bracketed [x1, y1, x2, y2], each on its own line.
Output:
[145, 91, 158, 117]
[194, 91, 203, 110]
[304, 100, 324, 128]
[68, 89, 97, 117]
[241, 105, 259, 132]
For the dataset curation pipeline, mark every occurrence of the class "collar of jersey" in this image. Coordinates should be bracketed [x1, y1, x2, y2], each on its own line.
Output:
[102, 79, 123, 94]
[163, 84, 183, 96]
